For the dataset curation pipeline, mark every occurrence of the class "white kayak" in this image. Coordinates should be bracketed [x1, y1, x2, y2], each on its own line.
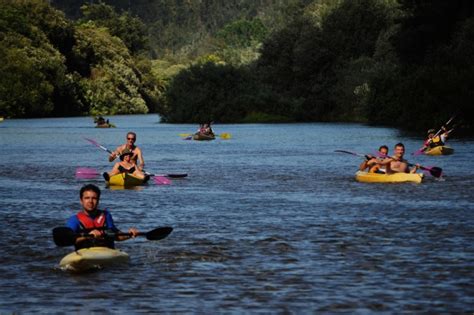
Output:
[59, 247, 129, 272]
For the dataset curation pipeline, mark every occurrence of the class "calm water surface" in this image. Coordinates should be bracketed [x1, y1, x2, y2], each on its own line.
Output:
[0, 115, 473, 313]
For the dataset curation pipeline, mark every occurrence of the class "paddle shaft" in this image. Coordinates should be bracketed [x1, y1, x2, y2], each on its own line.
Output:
[85, 138, 113, 154]
[433, 115, 456, 138]
[53, 226, 173, 246]
[374, 152, 442, 176]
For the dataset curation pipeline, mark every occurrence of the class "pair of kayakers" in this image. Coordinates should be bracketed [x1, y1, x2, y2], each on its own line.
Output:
[95, 116, 113, 128]
[103, 132, 147, 181]
[196, 122, 214, 136]
[360, 143, 419, 174]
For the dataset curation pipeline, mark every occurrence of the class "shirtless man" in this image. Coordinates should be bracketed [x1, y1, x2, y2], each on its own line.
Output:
[108, 132, 145, 171]
[377, 143, 419, 174]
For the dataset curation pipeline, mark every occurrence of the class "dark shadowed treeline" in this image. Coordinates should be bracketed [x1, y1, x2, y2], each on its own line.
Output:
[1, 0, 473, 134]
[160, 0, 473, 133]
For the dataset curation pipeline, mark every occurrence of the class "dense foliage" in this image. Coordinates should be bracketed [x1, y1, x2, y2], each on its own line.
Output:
[0, 0, 160, 118]
[1, 0, 473, 134]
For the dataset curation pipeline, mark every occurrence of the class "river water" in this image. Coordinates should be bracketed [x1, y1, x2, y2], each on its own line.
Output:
[0, 114, 473, 313]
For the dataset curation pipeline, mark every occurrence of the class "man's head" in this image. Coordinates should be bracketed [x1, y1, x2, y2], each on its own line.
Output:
[79, 184, 101, 212]
[394, 143, 405, 158]
[427, 129, 435, 137]
[126, 132, 136, 144]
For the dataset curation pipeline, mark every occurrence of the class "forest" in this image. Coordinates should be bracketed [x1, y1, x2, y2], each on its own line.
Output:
[1, 0, 473, 134]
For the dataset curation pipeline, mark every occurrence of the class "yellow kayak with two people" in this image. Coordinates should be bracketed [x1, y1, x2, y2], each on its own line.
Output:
[355, 171, 424, 183]
[106, 172, 150, 187]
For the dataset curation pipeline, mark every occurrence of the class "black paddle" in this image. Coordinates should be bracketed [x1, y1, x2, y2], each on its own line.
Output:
[335, 150, 443, 178]
[144, 172, 188, 178]
[52, 226, 173, 247]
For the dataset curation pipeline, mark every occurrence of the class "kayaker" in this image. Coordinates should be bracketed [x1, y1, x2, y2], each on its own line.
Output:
[196, 122, 214, 136]
[376, 143, 419, 174]
[66, 184, 139, 250]
[103, 149, 147, 181]
[359, 145, 389, 173]
[108, 132, 145, 171]
[423, 126, 453, 150]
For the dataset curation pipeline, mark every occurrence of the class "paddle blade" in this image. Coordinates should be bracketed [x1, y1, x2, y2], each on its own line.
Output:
[179, 133, 192, 137]
[153, 176, 171, 185]
[144, 227, 173, 240]
[152, 173, 188, 178]
[166, 173, 188, 178]
[220, 133, 232, 139]
[428, 166, 443, 178]
[75, 168, 99, 179]
[420, 166, 443, 178]
[52, 227, 76, 246]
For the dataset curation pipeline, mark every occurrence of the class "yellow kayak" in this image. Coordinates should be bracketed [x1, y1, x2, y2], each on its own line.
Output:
[424, 146, 454, 156]
[59, 247, 129, 272]
[355, 171, 424, 183]
[107, 172, 149, 187]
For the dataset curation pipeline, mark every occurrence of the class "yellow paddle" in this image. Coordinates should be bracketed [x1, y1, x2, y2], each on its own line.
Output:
[219, 133, 232, 139]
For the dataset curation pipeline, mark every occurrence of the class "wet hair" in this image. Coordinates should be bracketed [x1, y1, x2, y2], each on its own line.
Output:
[80, 184, 101, 199]
[379, 145, 389, 152]
[126, 131, 136, 139]
[394, 142, 405, 149]
[119, 150, 134, 161]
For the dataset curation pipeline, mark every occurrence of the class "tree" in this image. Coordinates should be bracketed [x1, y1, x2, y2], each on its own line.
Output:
[80, 3, 149, 55]
[72, 23, 148, 115]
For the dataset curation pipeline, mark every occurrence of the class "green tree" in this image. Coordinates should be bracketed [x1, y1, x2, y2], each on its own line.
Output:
[79, 3, 149, 55]
[72, 23, 148, 115]
[0, 0, 68, 117]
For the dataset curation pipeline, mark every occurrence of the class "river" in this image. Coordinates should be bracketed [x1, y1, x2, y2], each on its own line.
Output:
[0, 114, 473, 313]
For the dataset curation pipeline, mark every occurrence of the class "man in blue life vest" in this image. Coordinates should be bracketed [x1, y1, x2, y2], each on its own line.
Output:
[66, 184, 139, 250]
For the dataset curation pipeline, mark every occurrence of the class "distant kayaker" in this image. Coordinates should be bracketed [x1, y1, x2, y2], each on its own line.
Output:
[375, 143, 419, 174]
[108, 132, 145, 171]
[103, 149, 147, 181]
[423, 126, 453, 150]
[359, 145, 389, 173]
[196, 122, 214, 136]
[65, 184, 139, 250]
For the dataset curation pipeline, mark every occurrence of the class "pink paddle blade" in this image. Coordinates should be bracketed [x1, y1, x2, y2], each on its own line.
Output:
[75, 168, 99, 179]
[153, 176, 171, 185]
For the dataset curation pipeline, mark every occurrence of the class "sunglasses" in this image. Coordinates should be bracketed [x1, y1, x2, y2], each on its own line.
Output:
[127, 137, 136, 140]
